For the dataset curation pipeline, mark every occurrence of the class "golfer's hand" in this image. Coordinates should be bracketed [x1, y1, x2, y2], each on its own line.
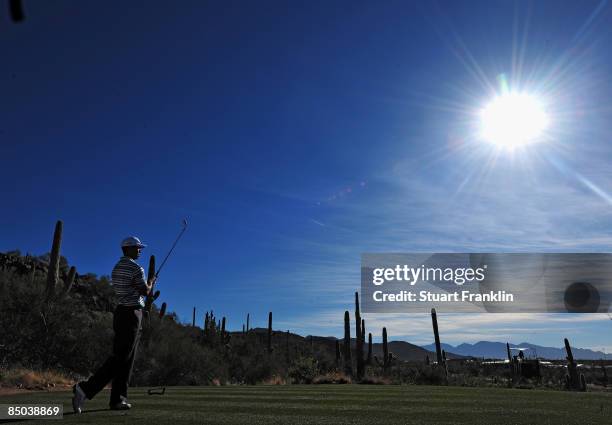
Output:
[144, 276, 156, 296]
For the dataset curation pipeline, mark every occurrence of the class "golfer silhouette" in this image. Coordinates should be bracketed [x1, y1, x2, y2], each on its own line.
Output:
[72, 236, 155, 413]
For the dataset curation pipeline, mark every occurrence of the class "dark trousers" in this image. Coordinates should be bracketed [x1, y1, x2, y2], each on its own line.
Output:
[80, 305, 142, 405]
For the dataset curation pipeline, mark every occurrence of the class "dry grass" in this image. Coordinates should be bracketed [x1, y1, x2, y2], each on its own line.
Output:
[312, 371, 352, 384]
[263, 375, 287, 385]
[0, 367, 73, 390]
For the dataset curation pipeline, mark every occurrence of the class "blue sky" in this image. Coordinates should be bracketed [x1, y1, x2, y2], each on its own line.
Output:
[1, 1, 611, 351]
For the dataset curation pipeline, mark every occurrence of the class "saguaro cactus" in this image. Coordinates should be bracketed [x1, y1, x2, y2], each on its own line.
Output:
[361, 319, 366, 348]
[506, 342, 516, 380]
[267, 312, 273, 354]
[564, 338, 586, 391]
[355, 292, 364, 378]
[343, 311, 352, 375]
[64, 266, 76, 295]
[192, 307, 196, 327]
[46, 220, 63, 299]
[221, 316, 226, 343]
[206, 310, 217, 341]
[246, 313, 250, 332]
[367, 332, 372, 365]
[159, 302, 167, 319]
[431, 308, 443, 365]
[382, 327, 390, 371]
[144, 255, 156, 313]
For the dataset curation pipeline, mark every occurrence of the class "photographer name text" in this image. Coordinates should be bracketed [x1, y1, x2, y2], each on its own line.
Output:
[372, 290, 514, 303]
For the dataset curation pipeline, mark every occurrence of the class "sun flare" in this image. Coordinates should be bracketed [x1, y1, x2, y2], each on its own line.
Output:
[479, 92, 549, 149]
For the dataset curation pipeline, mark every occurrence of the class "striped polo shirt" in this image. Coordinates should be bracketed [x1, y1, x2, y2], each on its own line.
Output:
[111, 256, 148, 307]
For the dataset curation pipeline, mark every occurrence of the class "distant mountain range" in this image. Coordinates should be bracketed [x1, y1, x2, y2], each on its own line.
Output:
[305, 336, 466, 362]
[266, 333, 463, 362]
[249, 333, 611, 362]
[370, 340, 465, 362]
[420, 341, 612, 360]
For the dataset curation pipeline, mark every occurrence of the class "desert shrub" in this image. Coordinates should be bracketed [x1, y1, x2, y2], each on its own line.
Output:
[263, 375, 286, 385]
[357, 375, 390, 385]
[134, 317, 228, 386]
[288, 357, 319, 384]
[243, 354, 273, 385]
[313, 371, 352, 384]
[414, 366, 448, 385]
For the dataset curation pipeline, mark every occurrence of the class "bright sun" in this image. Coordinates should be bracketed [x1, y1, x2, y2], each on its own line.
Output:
[479, 92, 549, 149]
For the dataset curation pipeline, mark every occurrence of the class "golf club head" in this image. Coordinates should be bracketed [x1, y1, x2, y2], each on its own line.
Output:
[147, 387, 166, 395]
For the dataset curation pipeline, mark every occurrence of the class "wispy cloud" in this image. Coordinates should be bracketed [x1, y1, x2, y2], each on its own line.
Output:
[243, 103, 612, 350]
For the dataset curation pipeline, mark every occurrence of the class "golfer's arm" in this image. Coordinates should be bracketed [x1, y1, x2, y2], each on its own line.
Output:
[134, 268, 151, 296]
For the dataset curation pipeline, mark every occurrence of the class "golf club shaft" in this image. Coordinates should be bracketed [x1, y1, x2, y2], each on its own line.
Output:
[155, 220, 188, 278]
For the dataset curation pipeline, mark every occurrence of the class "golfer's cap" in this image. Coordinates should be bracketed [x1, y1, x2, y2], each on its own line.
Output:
[121, 236, 147, 249]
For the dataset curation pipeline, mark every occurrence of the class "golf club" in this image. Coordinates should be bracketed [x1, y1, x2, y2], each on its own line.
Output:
[145, 219, 187, 396]
[147, 387, 166, 395]
[155, 218, 188, 279]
